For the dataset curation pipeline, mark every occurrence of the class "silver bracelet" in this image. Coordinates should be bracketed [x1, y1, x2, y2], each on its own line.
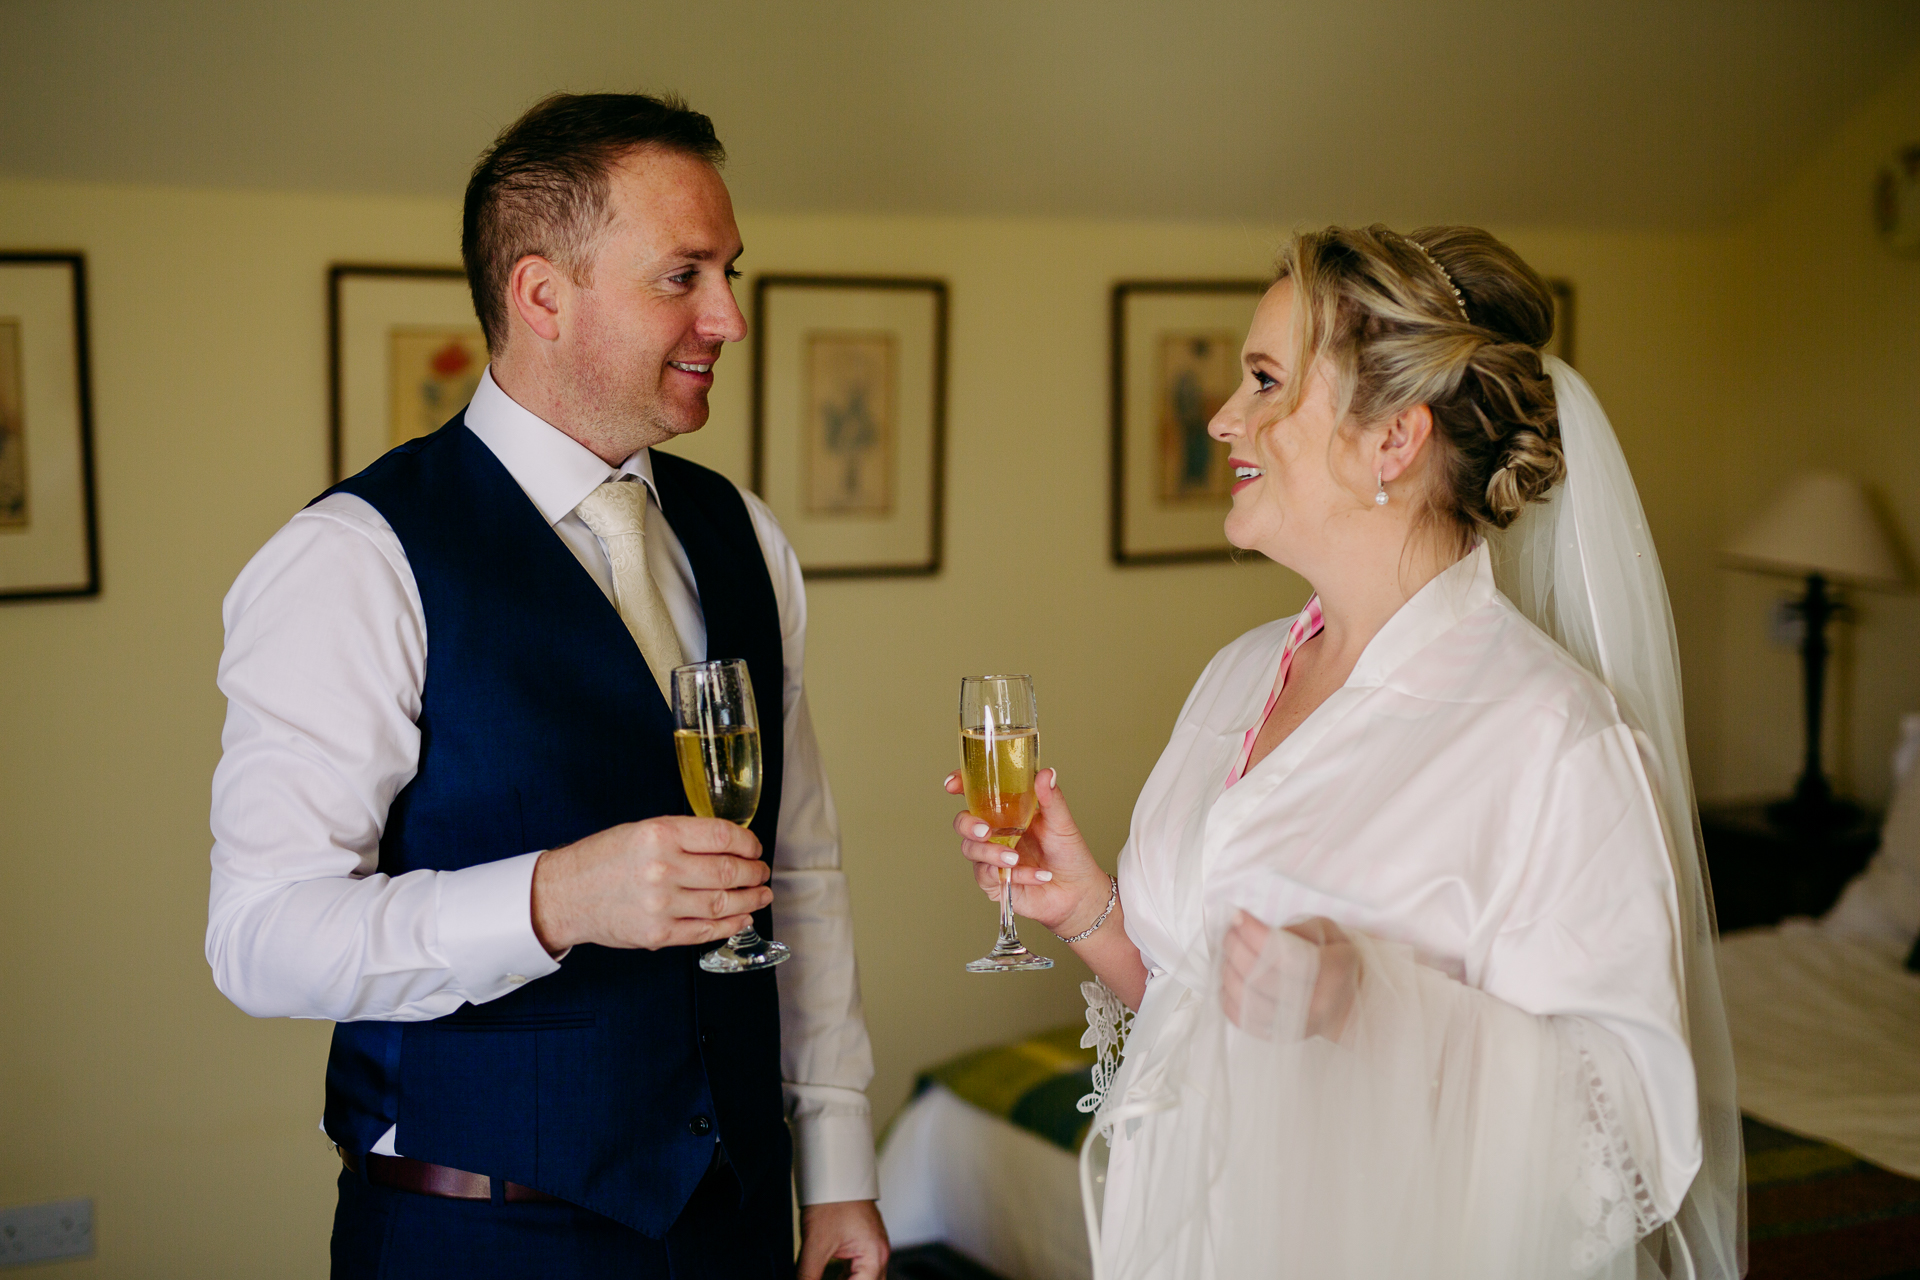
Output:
[1055, 875, 1119, 944]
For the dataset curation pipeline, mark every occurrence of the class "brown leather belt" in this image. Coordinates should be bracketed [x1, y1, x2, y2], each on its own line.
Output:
[339, 1147, 563, 1204]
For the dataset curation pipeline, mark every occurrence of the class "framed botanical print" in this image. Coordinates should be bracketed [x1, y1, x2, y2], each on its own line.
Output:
[0, 253, 99, 601]
[1110, 279, 1266, 566]
[751, 275, 947, 578]
[329, 264, 486, 482]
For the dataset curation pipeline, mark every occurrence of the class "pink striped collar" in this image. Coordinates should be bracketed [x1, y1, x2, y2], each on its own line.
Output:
[1226, 595, 1324, 788]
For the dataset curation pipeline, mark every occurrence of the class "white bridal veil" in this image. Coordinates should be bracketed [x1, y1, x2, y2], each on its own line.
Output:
[1491, 356, 1744, 1278]
[1079, 358, 1742, 1280]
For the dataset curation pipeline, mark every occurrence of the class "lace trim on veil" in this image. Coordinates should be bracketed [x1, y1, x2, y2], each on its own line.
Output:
[1078, 977, 1134, 1117]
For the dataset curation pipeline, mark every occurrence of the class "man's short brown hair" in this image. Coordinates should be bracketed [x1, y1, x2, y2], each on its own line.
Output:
[462, 92, 726, 353]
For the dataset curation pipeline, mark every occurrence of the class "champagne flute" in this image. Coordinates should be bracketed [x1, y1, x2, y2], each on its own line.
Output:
[672, 659, 791, 974]
[959, 674, 1053, 973]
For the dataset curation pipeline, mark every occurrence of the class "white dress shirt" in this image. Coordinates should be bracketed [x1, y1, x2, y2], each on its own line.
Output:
[207, 369, 878, 1205]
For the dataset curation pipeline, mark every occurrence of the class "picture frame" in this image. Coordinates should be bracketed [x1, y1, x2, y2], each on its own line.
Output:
[1109, 279, 1267, 566]
[0, 252, 99, 602]
[329, 264, 486, 483]
[750, 275, 947, 579]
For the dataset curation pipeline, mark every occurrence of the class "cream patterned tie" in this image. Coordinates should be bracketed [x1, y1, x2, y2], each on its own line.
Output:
[574, 480, 686, 699]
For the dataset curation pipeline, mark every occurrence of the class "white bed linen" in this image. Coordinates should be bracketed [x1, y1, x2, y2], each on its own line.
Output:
[1720, 923, 1920, 1177]
[878, 1085, 1091, 1280]
[1718, 710, 1920, 1178]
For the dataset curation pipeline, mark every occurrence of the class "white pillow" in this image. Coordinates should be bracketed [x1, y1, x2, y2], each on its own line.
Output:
[1822, 712, 1920, 951]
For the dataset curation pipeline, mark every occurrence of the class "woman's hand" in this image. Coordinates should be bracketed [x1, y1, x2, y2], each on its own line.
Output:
[946, 767, 1112, 937]
[1220, 911, 1360, 1042]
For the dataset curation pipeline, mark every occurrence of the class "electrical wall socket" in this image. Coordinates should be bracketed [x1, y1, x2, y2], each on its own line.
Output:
[0, 1199, 94, 1267]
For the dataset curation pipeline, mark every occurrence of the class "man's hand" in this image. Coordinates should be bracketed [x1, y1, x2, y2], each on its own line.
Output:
[798, 1199, 888, 1280]
[530, 816, 771, 954]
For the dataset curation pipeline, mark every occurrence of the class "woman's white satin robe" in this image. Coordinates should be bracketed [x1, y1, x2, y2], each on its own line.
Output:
[1093, 545, 1702, 1278]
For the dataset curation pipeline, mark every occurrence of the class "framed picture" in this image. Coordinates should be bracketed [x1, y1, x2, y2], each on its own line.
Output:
[329, 264, 486, 483]
[1110, 279, 1266, 566]
[0, 253, 98, 601]
[751, 275, 947, 578]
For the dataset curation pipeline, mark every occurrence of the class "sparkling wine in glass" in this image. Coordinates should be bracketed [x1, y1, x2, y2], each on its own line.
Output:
[673, 659, 790, 974]
[959, 674, 1053, 973]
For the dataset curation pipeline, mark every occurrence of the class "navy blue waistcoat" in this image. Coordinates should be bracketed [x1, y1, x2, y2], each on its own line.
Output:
[317, 418, 788, 1237]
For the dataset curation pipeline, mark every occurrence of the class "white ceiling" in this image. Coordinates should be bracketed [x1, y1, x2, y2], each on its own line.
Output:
[2, 0, 1917, 229]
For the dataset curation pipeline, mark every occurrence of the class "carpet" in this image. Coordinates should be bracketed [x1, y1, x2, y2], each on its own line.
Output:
[887, 1243, 1010, 1280]
[1746, 1115, 1920, 1279]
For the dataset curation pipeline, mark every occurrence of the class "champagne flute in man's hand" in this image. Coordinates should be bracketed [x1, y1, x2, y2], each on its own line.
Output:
[959, 674, 1053, 973]
[674, 659, 791, 973]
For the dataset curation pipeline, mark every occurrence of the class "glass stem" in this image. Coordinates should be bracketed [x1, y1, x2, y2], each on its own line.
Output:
[727, 818, 764, 953]
[996, 865, 1021, 950]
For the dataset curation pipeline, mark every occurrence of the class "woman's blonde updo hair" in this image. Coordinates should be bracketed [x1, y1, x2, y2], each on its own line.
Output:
[1270, 224, 1565, 538]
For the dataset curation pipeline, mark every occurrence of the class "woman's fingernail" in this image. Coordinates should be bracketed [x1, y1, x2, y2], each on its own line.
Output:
[1035, 870, 1053, 882]
[1047, 767, 1059, 787]
[1002, 852, 1019, 866]
[973, 823, 989, 838]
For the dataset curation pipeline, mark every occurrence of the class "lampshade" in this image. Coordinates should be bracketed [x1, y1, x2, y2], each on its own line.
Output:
[1724, 472, 1906, 588]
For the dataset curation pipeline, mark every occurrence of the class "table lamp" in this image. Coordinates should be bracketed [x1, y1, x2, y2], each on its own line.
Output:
[1725, 472, 1906, 829]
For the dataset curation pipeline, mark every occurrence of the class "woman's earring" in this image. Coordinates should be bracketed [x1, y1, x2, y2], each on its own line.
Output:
[1374, 472, 1388, 506]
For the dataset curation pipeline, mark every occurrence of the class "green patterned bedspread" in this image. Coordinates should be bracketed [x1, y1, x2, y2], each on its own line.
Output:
[913, 1023, 1097, 1154]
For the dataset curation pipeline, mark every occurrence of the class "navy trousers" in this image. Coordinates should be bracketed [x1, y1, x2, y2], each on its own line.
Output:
[330, 1153, 795, 1279]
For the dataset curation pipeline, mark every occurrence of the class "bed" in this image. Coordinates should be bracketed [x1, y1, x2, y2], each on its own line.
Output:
[1716, 737, 1920, 1277]
[879, 1025, 1096, 1280]
[1721, 923, 1920, 1180]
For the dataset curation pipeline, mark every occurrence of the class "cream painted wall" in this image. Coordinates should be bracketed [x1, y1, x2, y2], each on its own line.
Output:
[1704, 51, 1920, 809]
[0, 81, 1902, 1269]
[0, 181, 1313, 1276]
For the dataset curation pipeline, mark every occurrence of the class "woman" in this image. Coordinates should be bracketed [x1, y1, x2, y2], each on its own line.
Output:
[946, 227, 1740, 1279]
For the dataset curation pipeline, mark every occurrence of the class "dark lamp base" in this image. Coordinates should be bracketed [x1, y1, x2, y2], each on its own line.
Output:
[1765, 794, 1866, 833]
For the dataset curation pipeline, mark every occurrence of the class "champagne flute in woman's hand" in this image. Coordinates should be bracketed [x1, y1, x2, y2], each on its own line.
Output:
[958, 675, 1053, 973]
[674, 659, 790, 974]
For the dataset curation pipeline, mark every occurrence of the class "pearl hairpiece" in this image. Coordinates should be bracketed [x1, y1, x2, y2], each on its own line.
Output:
[1401, 235, 1471, 323]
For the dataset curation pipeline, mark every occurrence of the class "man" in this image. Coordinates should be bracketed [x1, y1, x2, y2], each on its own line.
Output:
[207, 93, 888, 1279]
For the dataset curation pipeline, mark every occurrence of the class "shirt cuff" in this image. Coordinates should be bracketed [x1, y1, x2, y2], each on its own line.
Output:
[790, 1104, 879, 1206]
[435, 850, 563, 1005]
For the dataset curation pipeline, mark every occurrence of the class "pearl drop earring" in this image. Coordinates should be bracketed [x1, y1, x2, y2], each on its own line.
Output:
[1374, 472, 1388, 506]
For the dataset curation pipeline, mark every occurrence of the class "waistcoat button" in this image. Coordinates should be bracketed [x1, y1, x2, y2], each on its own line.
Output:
[689, 1115, 712, 1136]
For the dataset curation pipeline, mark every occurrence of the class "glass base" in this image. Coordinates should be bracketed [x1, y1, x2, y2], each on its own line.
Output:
[700, 935, 791, 974]
[965, 943, 1054, 973]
